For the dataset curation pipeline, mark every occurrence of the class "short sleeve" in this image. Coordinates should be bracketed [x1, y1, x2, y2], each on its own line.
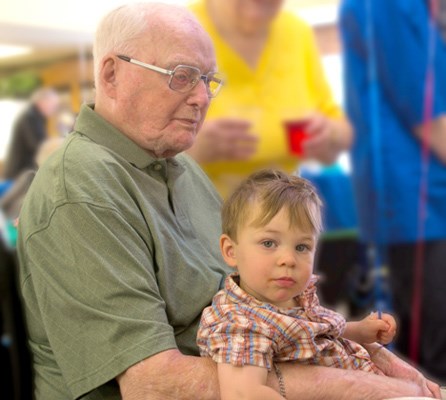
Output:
[22, 201, 176, 398]
[197, 304, 275, 370]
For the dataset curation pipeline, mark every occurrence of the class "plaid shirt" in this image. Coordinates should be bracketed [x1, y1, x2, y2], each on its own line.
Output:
[197, 273, 380, 373]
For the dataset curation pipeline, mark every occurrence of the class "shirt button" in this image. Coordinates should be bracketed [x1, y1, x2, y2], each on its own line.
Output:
[234, 335, 244, 343]
[153, 163, 162, 171]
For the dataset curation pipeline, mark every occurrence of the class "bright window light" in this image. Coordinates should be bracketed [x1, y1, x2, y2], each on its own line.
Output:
[0, 99, 27, 160]
[0, 45, 32, 59]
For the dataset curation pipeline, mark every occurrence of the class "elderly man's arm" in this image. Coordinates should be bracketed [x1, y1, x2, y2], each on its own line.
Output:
[278, 361, 438, 400]
[117, 349, 436, 400]
[117, 349, 220, 400]
[362, 343, 441, 398]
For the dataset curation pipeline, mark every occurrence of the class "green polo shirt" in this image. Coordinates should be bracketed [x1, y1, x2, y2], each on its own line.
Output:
[17, 104, 230, 399]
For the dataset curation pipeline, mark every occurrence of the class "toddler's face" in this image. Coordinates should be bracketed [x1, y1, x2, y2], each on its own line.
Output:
[220, 205, 317, 308]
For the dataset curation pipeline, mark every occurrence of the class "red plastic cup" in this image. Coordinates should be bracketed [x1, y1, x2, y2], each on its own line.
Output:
[283, 120, 310, 156]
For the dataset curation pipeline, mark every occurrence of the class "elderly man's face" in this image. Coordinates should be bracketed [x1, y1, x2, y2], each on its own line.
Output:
[114, 27, 216, 158]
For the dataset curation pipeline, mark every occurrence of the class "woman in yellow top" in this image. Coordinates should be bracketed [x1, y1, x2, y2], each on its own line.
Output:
[187, 0, 352, 198]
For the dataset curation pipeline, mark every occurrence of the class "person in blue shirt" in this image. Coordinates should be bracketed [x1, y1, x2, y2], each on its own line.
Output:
[339, 0, 446, 383]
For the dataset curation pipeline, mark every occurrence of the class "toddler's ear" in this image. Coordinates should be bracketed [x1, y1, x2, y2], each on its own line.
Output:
[220, 234, 237, 268]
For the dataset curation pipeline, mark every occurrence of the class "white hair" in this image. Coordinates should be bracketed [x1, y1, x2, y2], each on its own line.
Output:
[92, 2, 203, 86]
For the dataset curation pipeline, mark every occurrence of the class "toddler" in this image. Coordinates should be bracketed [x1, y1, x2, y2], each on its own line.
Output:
[197, 169, 396, 400]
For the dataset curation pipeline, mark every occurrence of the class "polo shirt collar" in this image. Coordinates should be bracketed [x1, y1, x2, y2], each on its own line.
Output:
[74, 104, 159, 170]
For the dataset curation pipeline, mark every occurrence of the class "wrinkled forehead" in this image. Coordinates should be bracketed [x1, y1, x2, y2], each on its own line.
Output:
[168, 29, 216, 70]
[141, 13, 216, 71]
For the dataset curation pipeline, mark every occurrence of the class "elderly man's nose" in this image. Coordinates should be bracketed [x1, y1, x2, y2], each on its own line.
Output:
[187, 79, 211, 106]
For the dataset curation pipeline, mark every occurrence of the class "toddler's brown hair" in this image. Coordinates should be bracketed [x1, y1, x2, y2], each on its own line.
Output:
[221, 169, 323, 241]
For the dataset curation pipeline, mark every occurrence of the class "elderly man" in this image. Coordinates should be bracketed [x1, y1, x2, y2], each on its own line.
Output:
[17, 3, 439, 399]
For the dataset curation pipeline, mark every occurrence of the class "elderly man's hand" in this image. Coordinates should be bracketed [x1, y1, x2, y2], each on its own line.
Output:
[365, 344, 441, 398]
[187, 118, 259, 163]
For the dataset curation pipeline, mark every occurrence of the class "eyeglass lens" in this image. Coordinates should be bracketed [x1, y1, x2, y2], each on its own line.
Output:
[170, 66, 222, 97]
[170, 66, 199, 92]
[207, 76, 222, 97]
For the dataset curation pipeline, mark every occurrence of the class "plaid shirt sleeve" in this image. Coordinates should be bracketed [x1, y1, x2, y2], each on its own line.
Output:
[197, 291, 276, 371]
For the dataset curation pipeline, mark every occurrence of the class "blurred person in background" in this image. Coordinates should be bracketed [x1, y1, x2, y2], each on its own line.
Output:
[187, 0, 353, 199]
[15, 2, 440, 399]
[1, 136, 65, 225]
[340, 0, 446, 383]
[2, 87, 60, 181]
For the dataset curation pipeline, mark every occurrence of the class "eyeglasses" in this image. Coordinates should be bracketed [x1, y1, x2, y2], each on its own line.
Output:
[117, 55, 224, 98]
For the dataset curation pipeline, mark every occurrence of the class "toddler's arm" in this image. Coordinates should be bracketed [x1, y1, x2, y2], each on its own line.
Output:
[344, 312, 397, 345]
[218, 363, 285, 400]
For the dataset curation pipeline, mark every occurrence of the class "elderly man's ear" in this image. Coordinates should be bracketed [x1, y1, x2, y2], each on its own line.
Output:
[99, 56, 118, 98]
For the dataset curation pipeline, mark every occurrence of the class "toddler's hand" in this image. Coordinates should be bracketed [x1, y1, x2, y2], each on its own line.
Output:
[356, 312, 397, 344]
[374, 312, 397, 345]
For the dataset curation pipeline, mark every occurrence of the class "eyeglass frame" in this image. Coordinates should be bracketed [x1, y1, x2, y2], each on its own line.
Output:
[117, 55, 224, 98]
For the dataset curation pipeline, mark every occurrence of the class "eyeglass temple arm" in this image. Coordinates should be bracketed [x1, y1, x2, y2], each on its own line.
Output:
[117, 55, 131, 62]
[117, 55, 173, 76]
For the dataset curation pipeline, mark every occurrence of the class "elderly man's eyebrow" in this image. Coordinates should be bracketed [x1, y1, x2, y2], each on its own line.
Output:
[165, 59, 215, 71]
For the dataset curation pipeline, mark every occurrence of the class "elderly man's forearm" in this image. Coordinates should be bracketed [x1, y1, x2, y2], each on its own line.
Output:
[117, 350, 220, 400]
[119, 349, 425, 400]
[276, 362, 427, 400]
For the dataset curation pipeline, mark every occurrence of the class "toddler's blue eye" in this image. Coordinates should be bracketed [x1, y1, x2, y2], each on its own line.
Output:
[296, 244, 309, 252]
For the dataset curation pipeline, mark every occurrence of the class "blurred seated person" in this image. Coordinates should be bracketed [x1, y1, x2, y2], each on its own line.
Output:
[1, 137, 65, 222]
[0, 137, 64, 251]
[2, 87, 60, 181]
[188, 0, 353, 198]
